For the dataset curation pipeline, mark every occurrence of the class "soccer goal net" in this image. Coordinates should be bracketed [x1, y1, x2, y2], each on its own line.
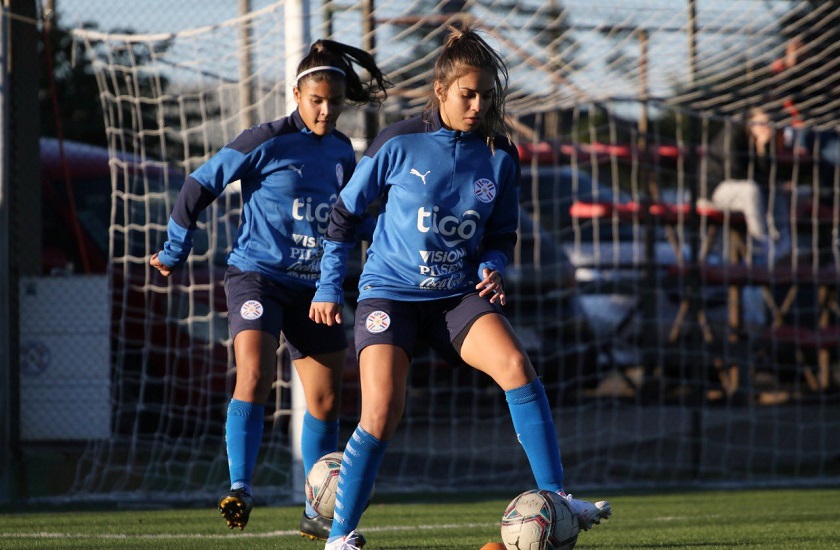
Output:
[64, 0, 840, 505]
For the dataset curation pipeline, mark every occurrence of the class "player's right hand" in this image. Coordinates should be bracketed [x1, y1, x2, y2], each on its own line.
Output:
[476, 267, 506, 305]
[309, 301, 342, 326]
[149, 252, 172, 277]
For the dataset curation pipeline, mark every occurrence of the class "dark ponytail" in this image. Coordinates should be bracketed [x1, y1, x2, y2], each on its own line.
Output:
[295, 39, 391, 106]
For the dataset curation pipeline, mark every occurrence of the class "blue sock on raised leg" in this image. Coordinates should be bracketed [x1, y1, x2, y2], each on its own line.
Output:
[505, 379, 564, 492]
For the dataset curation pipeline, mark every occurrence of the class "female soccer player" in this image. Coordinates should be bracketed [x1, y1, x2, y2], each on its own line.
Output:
[310, 22, 611, 550]
[150, 39, 389, 538]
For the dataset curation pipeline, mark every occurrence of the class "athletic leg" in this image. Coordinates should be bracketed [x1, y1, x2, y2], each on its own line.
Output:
[295, 351, 343, 527]
[459, 312, 611, 530]
[228, 329, 277, 490]
[295, 351, 344, 470]
[327, 344, 409, 542]
[458, 312, 563, 491]
[219, 329, 277, 529]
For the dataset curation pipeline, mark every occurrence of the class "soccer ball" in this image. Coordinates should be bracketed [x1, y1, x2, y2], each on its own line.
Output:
[499, 489, 580, 550]
[304, 451, 343, 518]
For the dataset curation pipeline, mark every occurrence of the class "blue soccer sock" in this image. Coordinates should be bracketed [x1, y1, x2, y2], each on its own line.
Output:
[225, 399, 264, 495]
[301, 411, 339, 518]
[505, 379, 564, 492]
[328, 425, 388, 541]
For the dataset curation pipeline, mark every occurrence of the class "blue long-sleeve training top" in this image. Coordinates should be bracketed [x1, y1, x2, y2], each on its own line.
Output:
[314, 110, 520, 305]
[156, 109, 356, 290]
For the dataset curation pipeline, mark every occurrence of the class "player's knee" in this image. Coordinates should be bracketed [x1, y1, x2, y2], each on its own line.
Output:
[361, 403, 403, 441]
[308, 391, 340, 420]
[498, 350, 536, 387]
[473, 353, 525, 390]
[234, 363, 274, 398]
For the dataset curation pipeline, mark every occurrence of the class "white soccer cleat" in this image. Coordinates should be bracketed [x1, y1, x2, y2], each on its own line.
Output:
[324, 530, 365, 550]
[559, 492, 612, 531]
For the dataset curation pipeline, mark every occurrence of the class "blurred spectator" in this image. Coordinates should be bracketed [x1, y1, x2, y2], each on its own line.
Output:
[700, 107, 791, 264]
[770, 8, 840, 180]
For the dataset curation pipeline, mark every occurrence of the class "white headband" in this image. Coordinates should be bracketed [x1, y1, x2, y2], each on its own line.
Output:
[295, 65, 346, 84]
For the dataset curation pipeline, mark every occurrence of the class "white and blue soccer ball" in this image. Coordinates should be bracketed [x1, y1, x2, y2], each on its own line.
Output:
[499, 489, 579, 550]
[304, 451, 343, 518]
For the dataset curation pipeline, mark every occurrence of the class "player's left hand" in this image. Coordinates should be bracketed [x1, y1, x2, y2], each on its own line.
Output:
[476, 268, 506, 305]
[310, 301, 343, 326]
[150, 252, 172, 277]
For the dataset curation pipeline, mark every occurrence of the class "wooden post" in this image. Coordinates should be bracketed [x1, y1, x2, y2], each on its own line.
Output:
[687, 0, 697, 87]
[362, 0, 377, 146]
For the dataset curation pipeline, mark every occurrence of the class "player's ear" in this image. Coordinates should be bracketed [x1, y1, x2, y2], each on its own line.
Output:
[292, 86, 302, 104]
[434, 80, 445, 102]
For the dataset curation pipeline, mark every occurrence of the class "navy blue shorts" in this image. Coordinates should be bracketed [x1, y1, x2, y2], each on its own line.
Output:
[353, 293, 501, 366]
[225, 266, 347, 359]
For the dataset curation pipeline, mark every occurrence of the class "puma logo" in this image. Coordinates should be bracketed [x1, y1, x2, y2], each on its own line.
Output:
[289, 164, 304, 177]
[410, 168, 430, 185]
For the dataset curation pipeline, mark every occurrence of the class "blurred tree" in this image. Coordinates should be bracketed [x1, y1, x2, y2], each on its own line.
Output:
[39, 12, 171, 148]
[39, 14, 106, 146]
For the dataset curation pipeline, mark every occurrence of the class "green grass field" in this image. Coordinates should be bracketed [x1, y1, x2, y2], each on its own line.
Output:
[1, 488, 838, 549]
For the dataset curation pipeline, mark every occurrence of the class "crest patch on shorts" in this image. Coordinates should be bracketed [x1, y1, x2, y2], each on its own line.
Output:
[240, 299, 264, 320]
[365, 311, 391, 333]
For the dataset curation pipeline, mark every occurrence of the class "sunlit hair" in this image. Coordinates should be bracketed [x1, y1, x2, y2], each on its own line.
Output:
[423, 20, 511, 144]
[296, 39, 392, 106]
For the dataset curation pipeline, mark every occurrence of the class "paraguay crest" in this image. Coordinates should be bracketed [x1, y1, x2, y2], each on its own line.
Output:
[240, 299, 264, 320]
[335, 163, 344, 186]
[473, 178, 496, 203]
[365, 311, 391, 333]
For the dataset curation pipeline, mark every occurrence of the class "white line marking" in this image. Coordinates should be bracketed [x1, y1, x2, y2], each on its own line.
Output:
[0, 522, 499, 540]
